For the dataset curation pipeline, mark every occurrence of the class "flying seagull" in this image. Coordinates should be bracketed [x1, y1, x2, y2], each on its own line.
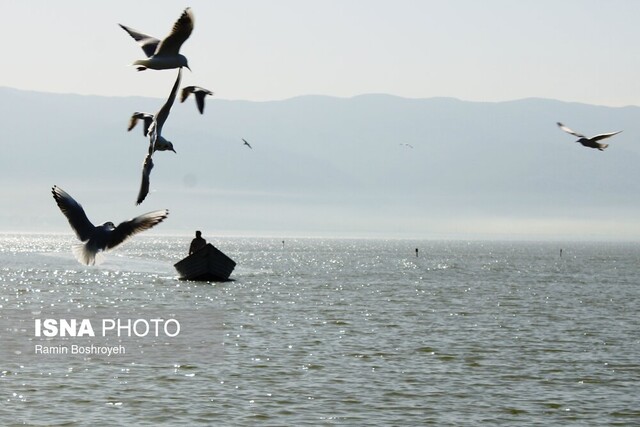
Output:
[242, 138, 252, 149]
[136, 68, 182, 205]
[180, 86, 213, 114]
[128, 112, 154, 137]
[52, 185, 169, 266]
[119, 7, 194, 71]
[400, 143, 414, 148]
[557, 122, 621, 151]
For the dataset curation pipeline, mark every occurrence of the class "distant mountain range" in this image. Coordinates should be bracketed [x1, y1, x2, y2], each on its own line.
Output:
[2, 86, 640, 239]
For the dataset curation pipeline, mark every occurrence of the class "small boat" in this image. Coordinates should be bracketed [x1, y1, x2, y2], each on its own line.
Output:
[174, 243, 236, 281]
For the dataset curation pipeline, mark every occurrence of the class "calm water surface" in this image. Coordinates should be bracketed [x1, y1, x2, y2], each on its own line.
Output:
[0, 234, 639, 426]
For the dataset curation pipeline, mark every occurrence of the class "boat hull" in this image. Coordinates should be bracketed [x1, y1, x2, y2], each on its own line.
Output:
[173, 243, 236, 281]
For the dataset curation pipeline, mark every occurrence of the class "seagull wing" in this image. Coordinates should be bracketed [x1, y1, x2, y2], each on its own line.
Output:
[51, 186, 95, 241]
[155, 68, 182, 135]
[242, 138, 252, 148]
[557, 122, 585, 138]
[136, 154, 154, 205]
[591, 130, 622, 142]
[155, 8, 194, 57]
[127, 114, 139, 132]
[118, 24, 161, 58]
[194, 91, 207, 114]
[107, 209, 169, 249]
[180, 86, 193, 103]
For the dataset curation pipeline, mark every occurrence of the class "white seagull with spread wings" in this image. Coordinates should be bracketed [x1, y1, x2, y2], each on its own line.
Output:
[128, 112, 154, 137]
[557, 122, 621, 151]
[180, 86, 213, 114]
[120, 8, 194, 71]
[52, 186, 168, 266]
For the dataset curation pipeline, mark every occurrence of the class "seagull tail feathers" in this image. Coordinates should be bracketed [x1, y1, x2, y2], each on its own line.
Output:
[72, 243, 103, 266]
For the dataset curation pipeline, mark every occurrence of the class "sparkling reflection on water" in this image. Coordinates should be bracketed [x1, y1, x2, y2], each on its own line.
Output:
[1, 235, 639, 425]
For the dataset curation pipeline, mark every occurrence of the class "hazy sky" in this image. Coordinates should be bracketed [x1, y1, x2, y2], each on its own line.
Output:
[3, 0, 640, 106]
[4, 1, 640, 240]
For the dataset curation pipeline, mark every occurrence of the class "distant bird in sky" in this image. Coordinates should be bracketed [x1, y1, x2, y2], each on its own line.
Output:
[119, 8, 194, 71]
[180, 86, 213, 114]
[52, 185, 168, 265]
[242, 138, 252, 149]
[136, 68, 181, 205]
[127, 112, 154, 137]
[400, 143, 414, 148]
[557, 122, 621, 151]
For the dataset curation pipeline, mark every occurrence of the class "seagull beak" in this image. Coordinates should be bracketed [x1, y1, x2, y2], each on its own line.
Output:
[185, 65, 192, 72]
[171, 148, 177, 153]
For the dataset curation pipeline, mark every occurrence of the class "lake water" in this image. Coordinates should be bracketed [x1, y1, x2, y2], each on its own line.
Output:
[1, 234, 639, 426]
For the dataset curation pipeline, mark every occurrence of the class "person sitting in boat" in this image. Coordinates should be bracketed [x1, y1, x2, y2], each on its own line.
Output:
[189, 230, 207, 255]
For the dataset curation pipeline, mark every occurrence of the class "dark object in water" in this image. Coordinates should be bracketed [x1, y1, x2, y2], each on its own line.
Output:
[174, 243, 236, 281]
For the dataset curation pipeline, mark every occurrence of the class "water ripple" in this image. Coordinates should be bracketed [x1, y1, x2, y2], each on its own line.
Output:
[0, 236, 639, 425]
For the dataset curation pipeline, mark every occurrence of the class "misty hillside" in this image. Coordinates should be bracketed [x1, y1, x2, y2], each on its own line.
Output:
[2, 86, 640, 236]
